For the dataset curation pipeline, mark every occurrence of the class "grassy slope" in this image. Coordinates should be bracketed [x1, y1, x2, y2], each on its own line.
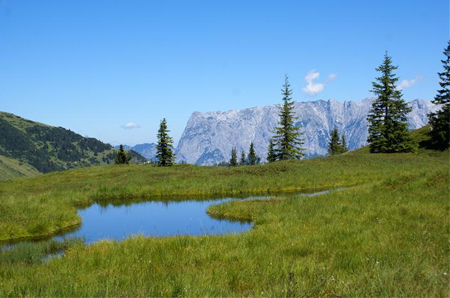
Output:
[0, 133, 449, 296]
[0, 112, 45, 178]
[0, 155, 40, 179]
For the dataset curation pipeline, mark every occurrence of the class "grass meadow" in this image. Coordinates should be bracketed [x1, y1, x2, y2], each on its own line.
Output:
[0, 136, 448, 296]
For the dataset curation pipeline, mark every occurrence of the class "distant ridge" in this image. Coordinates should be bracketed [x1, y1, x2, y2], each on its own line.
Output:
[115, 143, 157, 161]
[0, 111, 146, 179]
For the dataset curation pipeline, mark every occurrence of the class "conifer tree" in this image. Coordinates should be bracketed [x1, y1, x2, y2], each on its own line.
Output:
[328, 128, 344, 156]
[115, 144, 132, 164]
[267, 138, 277, 163]
[240, 150, 246, 166]
[367, 52, 416, 153]
[428, 41, 450, 149]
[273, 75, 305, 160]
[230, 147, 238, 167]
[247, 142, 259, 165]
[156, 118, 175, 166]
[341, 133, 348, 153]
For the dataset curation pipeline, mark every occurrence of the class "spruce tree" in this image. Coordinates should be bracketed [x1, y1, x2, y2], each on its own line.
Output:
[341, 133, 348, 153]
[267, 138, 277, 163]
[240, 150, 246, 166]
[230, 147, 238, 167]
[115, 144, 132, 164]
[156, 118, 175, 166]
[367, 52, 416, 153]
[428, 41, 450, 149]
[328, 128, 344, 156]
[273, 75, 305, 160]
[247, 142, 259, 165]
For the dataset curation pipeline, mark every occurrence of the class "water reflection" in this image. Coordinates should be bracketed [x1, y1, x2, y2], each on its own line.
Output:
[1, 189, 332, 248]
[61, 198, 252, 243]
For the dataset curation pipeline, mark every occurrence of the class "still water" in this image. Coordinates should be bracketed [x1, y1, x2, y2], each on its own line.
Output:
[1, 190, 331, 249]
[60, 191, 329, 243]
[61, 198, 254, 243]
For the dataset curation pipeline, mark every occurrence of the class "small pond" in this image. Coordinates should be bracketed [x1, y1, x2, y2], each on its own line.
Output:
[61, 197, 254, 243]
[1, 190, 331, 249]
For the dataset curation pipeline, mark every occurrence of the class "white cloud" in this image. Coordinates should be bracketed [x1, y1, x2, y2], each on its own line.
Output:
[121, 122, 141, 129]
[301, 70, 337, 97]
[328, 73, 337, 80]
[396, 75, 422, 91]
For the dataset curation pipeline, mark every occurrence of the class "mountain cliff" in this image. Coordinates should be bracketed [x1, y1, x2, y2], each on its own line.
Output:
[176, 98, 439, 165]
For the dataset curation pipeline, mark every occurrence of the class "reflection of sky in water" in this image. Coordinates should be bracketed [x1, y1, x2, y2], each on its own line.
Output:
[1, 190, 331, 249]
[59, 198, 252, 244]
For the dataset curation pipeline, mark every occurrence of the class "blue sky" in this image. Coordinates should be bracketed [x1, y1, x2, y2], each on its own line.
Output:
[0, 0, 448, 145]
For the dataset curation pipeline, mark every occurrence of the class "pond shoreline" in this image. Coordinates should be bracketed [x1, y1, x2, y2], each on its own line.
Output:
[0, 187, 342, 248]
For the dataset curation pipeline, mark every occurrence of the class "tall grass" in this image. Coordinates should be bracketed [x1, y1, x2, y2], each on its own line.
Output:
[0, 238, 83, 265]
[0, 149, 447, 242]
[0, 144, 448, 296]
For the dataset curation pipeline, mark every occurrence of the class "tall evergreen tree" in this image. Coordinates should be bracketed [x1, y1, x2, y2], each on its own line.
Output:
[428, 41, 450, 149]
[156, 118, 175, 166]
[367, 52, 416, 153]
[273, 75, 305, 160]
[341, 133, 348, 153]
[328, 128, 345, 156]
[267, 138, 277, 163]
[115, 144, 132, 164]
[240, 150, 246, 166]
[247, 142, 259, 165]
[230, 147, 238, 167]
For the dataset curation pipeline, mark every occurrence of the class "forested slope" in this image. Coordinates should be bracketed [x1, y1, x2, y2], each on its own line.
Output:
[0, 112, 146, 179]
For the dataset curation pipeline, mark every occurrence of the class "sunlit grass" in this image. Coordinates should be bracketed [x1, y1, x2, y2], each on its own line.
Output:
[0, 148, 446, 242]
[0, 134, 448, 296]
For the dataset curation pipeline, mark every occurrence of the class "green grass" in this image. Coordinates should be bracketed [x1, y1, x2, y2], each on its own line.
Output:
[0, 155, 40, 180]
[0, 238, 83, 266]
[0, 149, 446, 242]
[0, 133, 449, 296]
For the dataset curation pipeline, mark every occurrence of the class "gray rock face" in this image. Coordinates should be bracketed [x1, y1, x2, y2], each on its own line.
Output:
[116, 143, 157, 161]
[176, 98, 439, 165]
[131, 143, 157, 161]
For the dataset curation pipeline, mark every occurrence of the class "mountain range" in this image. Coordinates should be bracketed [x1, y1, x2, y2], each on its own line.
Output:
[114, 143, 157, 161]
[175, 98, 439, 165]
[2, 97, 438, 178]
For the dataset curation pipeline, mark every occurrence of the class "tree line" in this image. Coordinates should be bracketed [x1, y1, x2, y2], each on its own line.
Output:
[116, 41, 450, 165]
[229, 142, 261, 166]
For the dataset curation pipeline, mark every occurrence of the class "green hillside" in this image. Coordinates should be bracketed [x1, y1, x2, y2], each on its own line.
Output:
[0, 111, 146, 179]
[0, 127, 448, 296]
[0, 154, 40, 179]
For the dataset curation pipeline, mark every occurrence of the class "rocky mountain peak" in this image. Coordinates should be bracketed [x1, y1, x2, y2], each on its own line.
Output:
[176, 98, 439, 165]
